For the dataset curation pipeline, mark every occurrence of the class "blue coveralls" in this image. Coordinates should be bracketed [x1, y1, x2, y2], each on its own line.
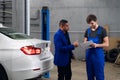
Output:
[86, 27, 105, 80]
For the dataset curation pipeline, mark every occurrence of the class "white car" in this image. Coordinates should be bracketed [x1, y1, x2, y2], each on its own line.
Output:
[0, 24, 54, 80]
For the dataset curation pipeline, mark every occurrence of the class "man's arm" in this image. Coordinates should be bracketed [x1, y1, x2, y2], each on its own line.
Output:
[54, 33, 75, 52]
[91, 36, 109, 48]
[84, 29, 88, 43]
[84, 37, 88, 43]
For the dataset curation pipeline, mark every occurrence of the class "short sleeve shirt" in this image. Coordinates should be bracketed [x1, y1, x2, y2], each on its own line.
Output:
[84, 26, 107, 43]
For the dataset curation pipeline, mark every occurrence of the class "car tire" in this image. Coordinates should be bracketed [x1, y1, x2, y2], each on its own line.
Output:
[107, 48, 119, 62]
[0, 64, 8, 80]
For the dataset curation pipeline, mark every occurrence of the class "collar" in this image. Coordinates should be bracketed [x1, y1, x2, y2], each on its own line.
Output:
[58, 29, 67, 34]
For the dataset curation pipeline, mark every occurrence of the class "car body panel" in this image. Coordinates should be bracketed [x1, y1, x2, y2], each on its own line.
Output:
[0, 25, 54, 80]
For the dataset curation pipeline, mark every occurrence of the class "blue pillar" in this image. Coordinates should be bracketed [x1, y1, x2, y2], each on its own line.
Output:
[41, 6, 50, 79]
[41, 6, 50, 40]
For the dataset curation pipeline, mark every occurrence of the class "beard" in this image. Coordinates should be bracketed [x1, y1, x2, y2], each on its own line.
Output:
[91, 25, 97, 29]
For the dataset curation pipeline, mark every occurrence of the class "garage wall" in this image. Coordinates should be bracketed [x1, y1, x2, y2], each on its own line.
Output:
[12, 0, 25, 33]
[0, 0, 12, 27]
[28, 0, 120, 59]
[13, 0, 120, 59]
[30, 0, 120, 35]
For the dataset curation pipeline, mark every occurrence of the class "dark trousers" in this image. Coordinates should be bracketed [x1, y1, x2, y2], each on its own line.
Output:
[57, 63, 72, 80]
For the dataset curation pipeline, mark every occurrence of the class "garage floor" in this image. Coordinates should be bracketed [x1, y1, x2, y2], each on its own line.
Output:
[39, 60, 120, 80]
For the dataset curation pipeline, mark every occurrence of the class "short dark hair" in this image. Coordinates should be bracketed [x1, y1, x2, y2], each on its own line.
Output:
[86, 14, 97, 24]
[59, 19, 68, 26]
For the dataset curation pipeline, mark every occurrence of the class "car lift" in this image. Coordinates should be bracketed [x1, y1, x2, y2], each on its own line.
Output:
[41, 6, 51, 79]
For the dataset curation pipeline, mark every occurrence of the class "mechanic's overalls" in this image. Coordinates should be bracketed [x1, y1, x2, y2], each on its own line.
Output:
[86, 27, 104, 80]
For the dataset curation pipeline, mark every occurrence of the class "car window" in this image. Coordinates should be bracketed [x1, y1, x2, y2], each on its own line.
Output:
[0, 28, 33, 39]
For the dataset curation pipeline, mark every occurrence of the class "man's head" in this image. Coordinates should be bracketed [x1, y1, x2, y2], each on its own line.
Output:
[59, 19, 69, 32]
[86, 14, 98, 29]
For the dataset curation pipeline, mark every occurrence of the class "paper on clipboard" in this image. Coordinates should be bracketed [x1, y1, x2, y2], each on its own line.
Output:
[80, 41, 94, 49]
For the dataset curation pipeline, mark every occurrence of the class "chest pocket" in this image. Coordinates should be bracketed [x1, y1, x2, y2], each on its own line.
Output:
[87, 27, 102, 44]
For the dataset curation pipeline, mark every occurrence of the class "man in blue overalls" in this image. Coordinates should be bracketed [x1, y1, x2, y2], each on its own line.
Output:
[84, 14, 109, 80]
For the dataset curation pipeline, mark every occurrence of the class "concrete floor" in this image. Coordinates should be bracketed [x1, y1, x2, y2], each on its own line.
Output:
[39, 60, 120, 80]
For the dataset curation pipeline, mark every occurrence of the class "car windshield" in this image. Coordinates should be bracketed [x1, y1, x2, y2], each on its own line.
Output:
[0, 28, 33, 39]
